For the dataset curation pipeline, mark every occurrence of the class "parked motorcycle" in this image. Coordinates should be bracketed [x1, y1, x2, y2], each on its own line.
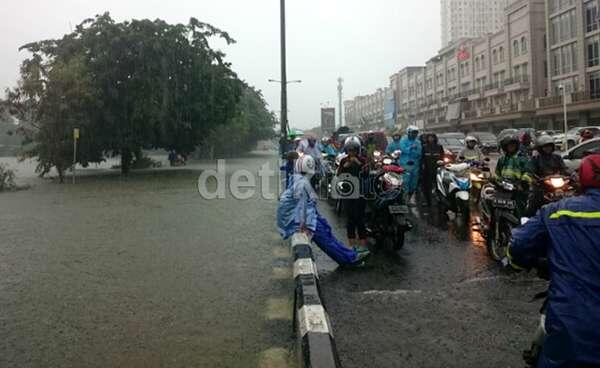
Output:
[479, 179, 521, 261]
[436, 161, 472, 221]
[366, 162, 413, 252]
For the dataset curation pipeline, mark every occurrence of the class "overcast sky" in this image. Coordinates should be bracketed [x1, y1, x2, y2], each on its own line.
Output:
[0, 0, 440, 130]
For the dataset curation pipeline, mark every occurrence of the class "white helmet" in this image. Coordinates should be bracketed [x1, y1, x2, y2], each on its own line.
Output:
[465, 136, 478, 145]
[407, 125, 419, 134]
[343, 136, 362, 153]
[294, 154, 316, 175]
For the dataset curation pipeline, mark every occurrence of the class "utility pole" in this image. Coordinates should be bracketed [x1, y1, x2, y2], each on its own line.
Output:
[279, 0, 288, 155]
[337, 77, 344, 128]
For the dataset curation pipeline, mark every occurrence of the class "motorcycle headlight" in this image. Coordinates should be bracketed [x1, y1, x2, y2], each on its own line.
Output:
[383, 158, 393, 165]
[548, 177, 565, 189]
[444, 157, 451, 164]
[373, 151, 382, 158]
[383, 172, 403, 188]
[502, 181, 515, 191]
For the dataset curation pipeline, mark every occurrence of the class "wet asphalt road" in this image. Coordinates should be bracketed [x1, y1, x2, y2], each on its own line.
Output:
[316, 192, 547, 368]
[1, 152, 294, 368]
[1, 151, 545, 368]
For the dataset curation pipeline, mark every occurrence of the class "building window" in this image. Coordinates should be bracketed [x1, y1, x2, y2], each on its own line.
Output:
[586, 0, 599, 33]
[590, 71, 600, 98]
[499, 47, 505, 62]
[588, 36, 600, 67]
[550, 9, 577, 46]
[493, 49, 498, 64]
[513, 40, 520, 57]
[521, 37, 528, 54]
[481, 54, 486, 69]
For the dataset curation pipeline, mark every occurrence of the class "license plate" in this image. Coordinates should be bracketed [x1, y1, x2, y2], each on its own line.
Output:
[389, 205, 409, 214]
[493, 198, 516, 209]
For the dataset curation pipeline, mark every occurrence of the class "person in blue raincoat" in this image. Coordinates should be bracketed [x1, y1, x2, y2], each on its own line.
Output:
[320, 137, 338, 157]
[277, 155, 370, 266]
[386, 130, 403, 154]
[399, 125, 423, 206]
[508, 154, 600, 368]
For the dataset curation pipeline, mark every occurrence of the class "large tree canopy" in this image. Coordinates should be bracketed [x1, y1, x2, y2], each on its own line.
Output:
[6, 13, 272, 179]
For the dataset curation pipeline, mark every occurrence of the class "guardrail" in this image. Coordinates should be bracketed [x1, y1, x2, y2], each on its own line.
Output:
[291, 233, 341, 368]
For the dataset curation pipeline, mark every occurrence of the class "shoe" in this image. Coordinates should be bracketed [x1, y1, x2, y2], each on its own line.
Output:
[355, 249, 371, 261]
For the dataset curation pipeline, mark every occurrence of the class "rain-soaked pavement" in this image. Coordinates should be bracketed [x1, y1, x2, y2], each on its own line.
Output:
[1, 152, 294, 368]
[317, 192, 547, 368]
[1, 151, 546, 368]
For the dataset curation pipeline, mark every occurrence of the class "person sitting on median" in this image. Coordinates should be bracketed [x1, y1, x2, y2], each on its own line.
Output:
[276, 155, 369, 266]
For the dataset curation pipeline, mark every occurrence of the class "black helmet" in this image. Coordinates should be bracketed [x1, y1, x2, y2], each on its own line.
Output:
[500, 134, 520, 152]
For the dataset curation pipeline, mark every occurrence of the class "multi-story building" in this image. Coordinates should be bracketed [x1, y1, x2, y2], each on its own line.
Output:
[392, 0, 549, 133]
[540, 0, 600, 128]
[344, 88, 390, 130]
[441, 0, 509, 46]
[390, 67, 426, 128]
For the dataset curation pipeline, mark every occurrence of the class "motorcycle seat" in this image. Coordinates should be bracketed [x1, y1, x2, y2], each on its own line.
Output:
[383, 165, 405, 174]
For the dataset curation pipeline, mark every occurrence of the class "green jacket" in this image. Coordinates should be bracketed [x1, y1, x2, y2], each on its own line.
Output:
[494, 153, 532, 183]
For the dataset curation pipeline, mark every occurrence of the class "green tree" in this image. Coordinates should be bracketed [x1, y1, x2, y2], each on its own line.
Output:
[8, 13, 243, 176]
[203, 85, 276, 158]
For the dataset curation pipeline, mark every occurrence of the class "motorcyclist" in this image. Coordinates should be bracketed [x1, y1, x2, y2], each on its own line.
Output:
[421, 133, 444, 206]
[458, 136, 484, 162]
[399, 126, 423, 206]
[508, 154, 600, 368]
[386, 130, 403, 154]
[495, 134, 532, 215]
[277, 155, 369, 266]
[337, 137, 370, 254]
[526, 135, 569, 216]
[520, 131, 534, 157]
[580, 129, 595, 144]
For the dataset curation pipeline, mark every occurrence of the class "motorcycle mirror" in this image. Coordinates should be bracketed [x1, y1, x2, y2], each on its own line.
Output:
[484, 157, 491, 162]
[459, 156, 466, 160]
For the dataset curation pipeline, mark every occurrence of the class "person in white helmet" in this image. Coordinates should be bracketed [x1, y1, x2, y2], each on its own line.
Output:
[277, 155, 369, 266]
[458, 136, 483, 162]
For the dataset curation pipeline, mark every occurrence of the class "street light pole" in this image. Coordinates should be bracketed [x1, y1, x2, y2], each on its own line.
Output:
[279, 0, 288, 156]
[560, 85, 568, 151]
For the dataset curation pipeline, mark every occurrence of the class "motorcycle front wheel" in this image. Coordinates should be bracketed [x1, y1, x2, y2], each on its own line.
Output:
[486, 218, 512, 261]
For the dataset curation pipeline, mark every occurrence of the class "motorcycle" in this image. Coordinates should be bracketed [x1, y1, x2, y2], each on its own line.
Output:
[538, 174, 575, 203]
[436, 161, 472, 221]
[365, 160, 413, 252]
[320, 152, 337, 196]
[479, 179, 521, 261]
[468, 159, 492, 203]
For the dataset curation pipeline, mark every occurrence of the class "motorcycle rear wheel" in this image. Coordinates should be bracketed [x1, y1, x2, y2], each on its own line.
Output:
[383, 225, 406, 252]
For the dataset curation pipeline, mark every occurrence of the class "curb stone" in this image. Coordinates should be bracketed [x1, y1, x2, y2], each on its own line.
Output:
[290, 233, 342, 368]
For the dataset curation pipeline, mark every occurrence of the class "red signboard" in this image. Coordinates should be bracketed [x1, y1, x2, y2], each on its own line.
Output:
[457, 44, 470, 61]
